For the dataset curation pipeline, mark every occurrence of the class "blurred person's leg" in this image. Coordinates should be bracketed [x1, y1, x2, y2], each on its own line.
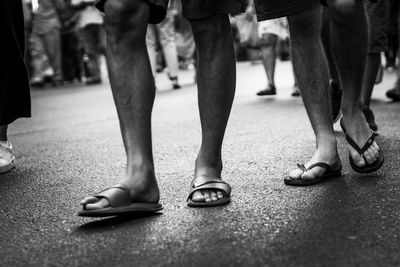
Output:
[42, 27, 63, 85]
[158, 16, 181, 89]
[256, 33, 278, 96]
[326, 0, 382, 170]
[80, 0, 166, 212]
[187, 13, 236, 205]
[146, 24, 158, 78]
[29, 32, 53, 86]
[81, 24, 102, 84]
[360, 0, 389, 131]
[0, 0, 31, 174]
[287, 2, 342, 182]
[386, 3, 400, 101]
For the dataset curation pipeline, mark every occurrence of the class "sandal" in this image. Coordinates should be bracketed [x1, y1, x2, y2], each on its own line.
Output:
[187, 176, 231, 207]
[284, 162, 342, 186]
[340, 118, 384, 173]
[78, 184, 162, 217]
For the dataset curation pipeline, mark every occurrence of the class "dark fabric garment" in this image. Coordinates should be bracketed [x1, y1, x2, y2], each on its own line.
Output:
[0, 0, 31, 125]
[80, 24, 106, 79]
[182, 0, 247, 20]
[366, 0, 389, 53]
[95, 0, 246, 24]
[255, 0, 312, 21]
[95, 0, 169, 24]
[321, 0, 378, 7]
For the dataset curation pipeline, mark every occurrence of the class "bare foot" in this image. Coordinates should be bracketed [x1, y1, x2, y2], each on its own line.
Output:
[341, 112, 381, 168]
[289, 144, 341, 181]
[190, 161, 226, 203]
[80, 165, 160, 210]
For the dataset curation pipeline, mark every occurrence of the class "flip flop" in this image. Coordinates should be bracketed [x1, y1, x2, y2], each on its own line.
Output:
[284, 162, 342, 186]
[340, 118, 384, 173]
[187, 176, 231, 207]
[78, 184, 163, 217]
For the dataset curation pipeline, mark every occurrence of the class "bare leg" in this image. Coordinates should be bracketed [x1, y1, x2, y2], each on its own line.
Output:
[80, 0, 159, 209]
[189, 14, 236, 203]
[261, 34, 278, 88]
[288, 2, 341, 181]
[361, 53, 380, 107]
[328, 0, 381, 167]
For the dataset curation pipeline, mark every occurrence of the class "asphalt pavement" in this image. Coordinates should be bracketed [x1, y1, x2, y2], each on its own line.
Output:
[1, 61, 400, 267]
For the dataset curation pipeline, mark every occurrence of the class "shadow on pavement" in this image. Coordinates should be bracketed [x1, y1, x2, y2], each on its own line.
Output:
[73, 212, 162, 234]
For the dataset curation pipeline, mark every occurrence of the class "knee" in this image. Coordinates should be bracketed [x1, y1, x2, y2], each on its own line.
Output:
[104, 0, 149, 38]
[327, 0, 363, 23]
[190, 14, 232, 52]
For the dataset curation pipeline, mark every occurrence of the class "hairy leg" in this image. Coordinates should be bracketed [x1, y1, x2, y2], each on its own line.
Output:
[81, 0, 159, 209]
[189, 14, 236, 203]
[328, 0, 381, 167]
[288, 2, 341, 180]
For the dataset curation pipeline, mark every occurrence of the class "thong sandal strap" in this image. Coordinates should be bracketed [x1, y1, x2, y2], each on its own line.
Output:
[187, 177, 231, 201]
[297, 162, 339, 173]
[88, 185, 131, 208]
[340, 118, 376, 155]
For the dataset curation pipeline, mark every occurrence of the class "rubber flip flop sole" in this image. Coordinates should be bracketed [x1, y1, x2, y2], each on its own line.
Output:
[187, 197, 230, 207]
[284, 171, 342, 186]
[349, 152, 384, 173]
[78, 203, 163, 217]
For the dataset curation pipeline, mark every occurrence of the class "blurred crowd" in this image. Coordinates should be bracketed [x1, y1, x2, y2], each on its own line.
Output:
[21, 0, 400, 103]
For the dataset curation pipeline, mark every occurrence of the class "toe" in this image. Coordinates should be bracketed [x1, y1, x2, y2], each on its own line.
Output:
[363, 150, 374, 165]
[191, 191, 205, 202]
[289, 168, 303, 179]
[210, 191, 218, 202]
[348, 145, 366, 167]
[85, 198, 109, 210]
[203, 191, 212, 203]
[301, 167, 323, 180]
[80, 196, 99, 205]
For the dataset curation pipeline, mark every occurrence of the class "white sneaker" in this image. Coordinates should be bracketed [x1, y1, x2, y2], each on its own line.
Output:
[0, 141, 15, 174]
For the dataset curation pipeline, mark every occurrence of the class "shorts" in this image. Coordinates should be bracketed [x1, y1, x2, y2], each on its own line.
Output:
[95, 0, 246, 24]
[255, 0, 379, 21]
[366, 0, 389, 53]
[254, 0, 312, 21]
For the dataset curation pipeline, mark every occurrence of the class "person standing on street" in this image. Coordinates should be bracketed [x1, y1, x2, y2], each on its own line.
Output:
[71, 0, 106, 85]
[29, 0, 66, 87]
[78, 0, 246, 217]
[252, 0, 384, 185]
[0, 0, 31, 174]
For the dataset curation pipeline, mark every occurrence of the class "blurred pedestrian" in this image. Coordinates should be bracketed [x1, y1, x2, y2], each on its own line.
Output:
[386, 0, 400, 101]
[29, 0, 66, 86]
[71, 0, 106, 85]
[0, 0, 31, 173]
[146, 4, 181, 90]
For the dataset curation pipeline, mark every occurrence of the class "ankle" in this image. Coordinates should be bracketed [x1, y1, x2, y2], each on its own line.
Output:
[195, 156, 223, 174]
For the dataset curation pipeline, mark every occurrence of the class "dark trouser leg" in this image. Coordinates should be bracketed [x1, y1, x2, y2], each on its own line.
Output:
[188, 14, 235, 202]
[0, 126, 7, 141]
[0, 0, 30, 126]
[81, 24, 102, 80]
